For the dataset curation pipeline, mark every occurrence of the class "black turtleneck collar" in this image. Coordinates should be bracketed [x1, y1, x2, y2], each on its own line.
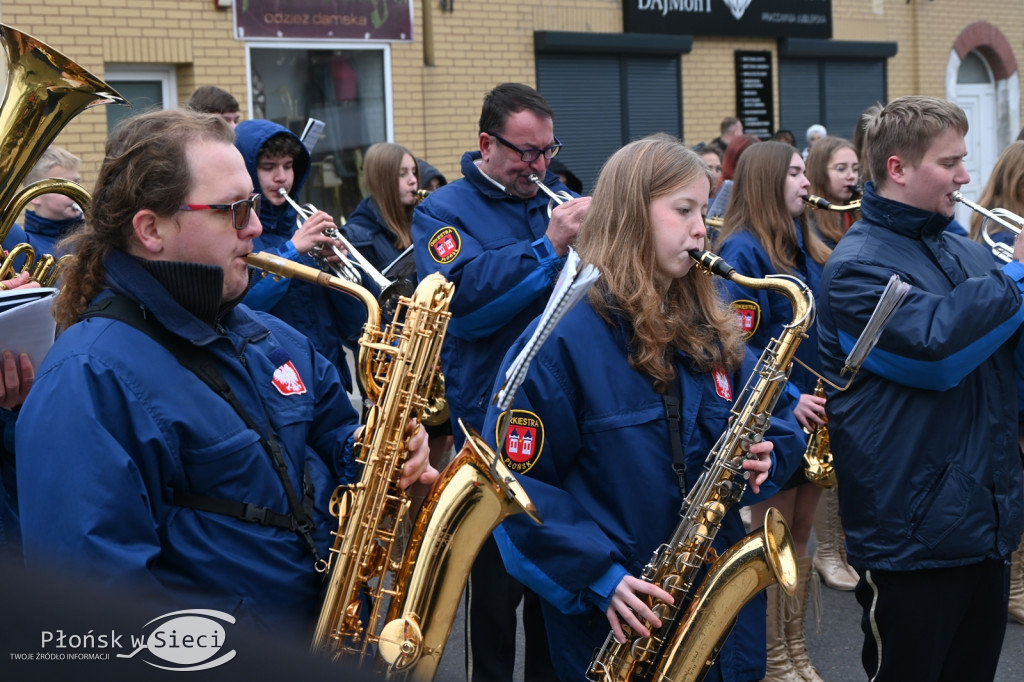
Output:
[135, 258, 248, 328]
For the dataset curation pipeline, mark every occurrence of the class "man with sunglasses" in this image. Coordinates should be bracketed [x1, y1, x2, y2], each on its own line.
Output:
[14, 109, 436, 634]
[412, 82, 590, 682]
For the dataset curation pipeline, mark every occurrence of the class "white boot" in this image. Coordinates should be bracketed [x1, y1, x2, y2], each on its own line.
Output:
[1010, 535, 1024, 624]
[785, 557, 825, 682]
[812, 487, 857, 591]
[762, 583, 802, 682]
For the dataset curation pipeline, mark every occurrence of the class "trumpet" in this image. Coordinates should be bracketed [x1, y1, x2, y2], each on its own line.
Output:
[952, 191, 1020, 264]
[805, 195, 861, 212]
[528, 173, 573, 216]
[277, 188, 391, 291]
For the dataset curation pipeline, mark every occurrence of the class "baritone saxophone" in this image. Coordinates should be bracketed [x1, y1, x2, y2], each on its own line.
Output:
[588, 249, 809, 682]
[245, 252, 540, 680]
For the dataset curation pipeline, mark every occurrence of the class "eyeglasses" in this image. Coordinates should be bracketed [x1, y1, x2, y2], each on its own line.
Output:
[178, 193, 261, 230]
[486, 131, 562, 163]
[828, 163, 861, 175]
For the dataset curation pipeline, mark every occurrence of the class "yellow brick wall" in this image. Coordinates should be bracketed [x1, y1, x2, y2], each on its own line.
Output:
[1, 0, 1022, 193]
[3, 1, 245, 187]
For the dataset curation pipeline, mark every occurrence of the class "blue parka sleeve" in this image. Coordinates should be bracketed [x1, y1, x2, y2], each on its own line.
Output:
[825, 258, 1024, 391]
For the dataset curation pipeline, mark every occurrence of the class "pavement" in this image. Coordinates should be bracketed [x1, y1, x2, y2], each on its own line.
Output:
[431, 559, 1024, 682]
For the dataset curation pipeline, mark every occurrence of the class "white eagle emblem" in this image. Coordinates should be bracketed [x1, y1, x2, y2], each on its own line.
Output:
[272, 361, 307, 396]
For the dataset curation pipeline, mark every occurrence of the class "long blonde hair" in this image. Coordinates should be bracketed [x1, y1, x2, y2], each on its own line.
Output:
[716, 141, 832, 273]
[363, 142, 418, 249]
[576, 134, 744, 391]
[969, 140, 1024, 243]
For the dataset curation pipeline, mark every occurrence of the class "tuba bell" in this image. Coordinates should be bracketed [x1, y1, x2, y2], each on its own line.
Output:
[0, 24, 127, 281]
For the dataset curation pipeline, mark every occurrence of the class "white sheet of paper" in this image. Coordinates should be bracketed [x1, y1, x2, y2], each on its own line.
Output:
[0, 287, 57, 369]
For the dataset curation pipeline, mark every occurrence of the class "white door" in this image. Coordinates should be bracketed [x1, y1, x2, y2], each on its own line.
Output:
[954, 55, 998, 228]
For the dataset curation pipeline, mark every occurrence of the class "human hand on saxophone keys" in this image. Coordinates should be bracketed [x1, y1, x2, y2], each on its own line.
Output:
[399, 418, 439, 489]
[793, 391, 827, 431]
[739, 439, 774, 494]
[606, 575, 675, 644]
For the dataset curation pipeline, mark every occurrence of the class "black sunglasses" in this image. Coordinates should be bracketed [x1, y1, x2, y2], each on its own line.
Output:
[486, 131, 562, 163]
[179, 193, 262, 230]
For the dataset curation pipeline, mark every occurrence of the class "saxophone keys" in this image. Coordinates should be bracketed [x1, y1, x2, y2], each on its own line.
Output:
[378, 617, 423, 671]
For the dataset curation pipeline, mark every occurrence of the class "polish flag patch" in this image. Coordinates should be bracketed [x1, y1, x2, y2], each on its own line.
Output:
[712, 367, 732, 401]
[272, 361, 307, 395]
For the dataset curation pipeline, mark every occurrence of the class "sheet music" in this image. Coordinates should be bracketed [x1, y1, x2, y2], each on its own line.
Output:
[842, 274, 911, 375]
[0, 287, 57, 369]
[494, 248, 600, 412]
[300, 118, 326, 155]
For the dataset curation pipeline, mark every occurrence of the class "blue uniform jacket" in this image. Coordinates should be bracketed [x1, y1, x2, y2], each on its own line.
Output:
[715, 221, 823, 397]
[23, 210, 83, 257]
[412, 152, 577, 445]
[15, 250, 361, 632]
[342, 195, 403, 272]
[817, 181, 1024, 571]
[234, 119, 366, 390]
[484, 298, 805, 682]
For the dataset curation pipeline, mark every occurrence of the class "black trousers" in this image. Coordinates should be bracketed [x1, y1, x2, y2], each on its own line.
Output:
[855, 558, 1009, 682]
[465, 535, 558, 682]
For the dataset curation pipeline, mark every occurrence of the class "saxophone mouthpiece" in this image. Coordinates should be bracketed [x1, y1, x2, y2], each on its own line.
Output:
[804, 195, 832, 210]
[689, 250, 735, 279]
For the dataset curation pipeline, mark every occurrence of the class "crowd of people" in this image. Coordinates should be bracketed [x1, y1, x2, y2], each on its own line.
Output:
[0, 84, 1022, 682]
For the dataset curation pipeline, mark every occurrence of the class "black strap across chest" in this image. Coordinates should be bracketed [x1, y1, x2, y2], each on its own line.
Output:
[81, 295, 321, 562]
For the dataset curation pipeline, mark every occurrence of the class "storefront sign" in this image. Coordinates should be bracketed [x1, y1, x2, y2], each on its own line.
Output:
[235, 0, 413, 41]
[735, 51, 773, 139]
[624, 0, 832, 39]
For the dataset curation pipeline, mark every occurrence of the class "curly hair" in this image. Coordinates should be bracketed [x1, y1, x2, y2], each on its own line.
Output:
[53, 109, 235, 329]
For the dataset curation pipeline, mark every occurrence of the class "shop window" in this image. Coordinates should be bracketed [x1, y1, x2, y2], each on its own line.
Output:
[104, 64, 177, 133]
[248, 46, 390, 221]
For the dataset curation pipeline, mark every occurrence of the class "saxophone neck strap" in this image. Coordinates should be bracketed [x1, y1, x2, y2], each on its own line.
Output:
[662, 376, 687, 495]
[82, 294, 322, 563]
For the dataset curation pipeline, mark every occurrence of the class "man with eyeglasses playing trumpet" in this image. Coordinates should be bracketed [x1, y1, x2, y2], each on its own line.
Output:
[14, 109, 435, 634]
[412, 82, 590, 682]
[234, 117, 368, 395]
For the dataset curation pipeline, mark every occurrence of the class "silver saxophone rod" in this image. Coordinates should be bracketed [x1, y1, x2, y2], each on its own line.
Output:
[277, 188, 391, 290]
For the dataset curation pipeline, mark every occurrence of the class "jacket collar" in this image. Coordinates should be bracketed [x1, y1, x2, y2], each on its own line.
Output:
[102, 249, 266, 345]
[24, 210, 83, 238]
[859, 181, 954, 239]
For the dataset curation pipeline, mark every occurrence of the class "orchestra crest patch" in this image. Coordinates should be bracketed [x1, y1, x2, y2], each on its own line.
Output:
[496, 409, 544, 474]
[729, 299, 760, 339]
[428, 226, 461, 264]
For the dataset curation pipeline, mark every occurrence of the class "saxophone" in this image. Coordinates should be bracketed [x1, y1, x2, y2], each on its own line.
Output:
[588, 249, 810, 682]
[802, 379, 837, 488]
[244, 252, 540, 680]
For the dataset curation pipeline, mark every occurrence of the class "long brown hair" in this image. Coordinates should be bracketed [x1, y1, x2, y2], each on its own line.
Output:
[805, 136, 860, 245]
[576, 134, 745, 390]
[53, 110, 235, 329]
[716, 141, 831, 273]
[363, 142, 417, 249]
[969, 140, 1024, 243]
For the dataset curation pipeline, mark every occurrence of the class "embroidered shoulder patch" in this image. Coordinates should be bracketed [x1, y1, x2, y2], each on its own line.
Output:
[712, 367, 732, 401]
[272, 360, 307, 396]
[729, 299, 760, 340]
[496, 409, 544, 474]
[428, 226, 461, 264]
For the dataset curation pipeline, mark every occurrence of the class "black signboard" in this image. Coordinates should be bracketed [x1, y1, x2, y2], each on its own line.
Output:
[624, 0, 831, 39]
[735, 51, 774, 139]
